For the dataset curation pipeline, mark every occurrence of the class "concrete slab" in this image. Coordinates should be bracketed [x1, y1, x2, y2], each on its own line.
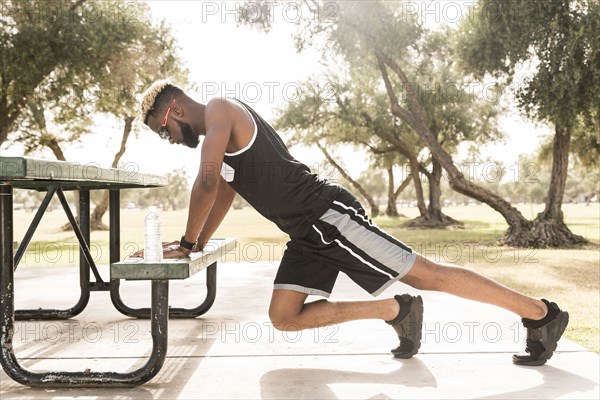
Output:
[1, 262, 598, 399]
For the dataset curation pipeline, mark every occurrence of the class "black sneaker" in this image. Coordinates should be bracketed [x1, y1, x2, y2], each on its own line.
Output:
[386, 294, 423, 359]
[513, 299, 569, 366]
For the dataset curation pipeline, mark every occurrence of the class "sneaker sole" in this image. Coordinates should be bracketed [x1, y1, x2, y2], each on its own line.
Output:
[391, 295, 423, 359]
[513, 311, 569, 366]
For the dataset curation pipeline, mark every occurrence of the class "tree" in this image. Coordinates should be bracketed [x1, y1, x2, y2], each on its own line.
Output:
[379, 152, 410, 217]
[240, 0, 594, 245]
[88, 19, 188, 229]
[269, 14, 503, 228]
[333, 80, 439, 225]
[1, 1, 188, 229]
[389, 29, 502, 228]
[342, 3, 532, 242]
[569, 112, 600, 170]
[455, 0, 599, 246]
[273, 78, 381, 216]
[3, 0, 149, 226]
[1, 0, 136, 145]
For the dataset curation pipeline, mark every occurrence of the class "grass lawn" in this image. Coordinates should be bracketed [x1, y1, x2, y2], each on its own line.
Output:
[11, 202, 600, 353]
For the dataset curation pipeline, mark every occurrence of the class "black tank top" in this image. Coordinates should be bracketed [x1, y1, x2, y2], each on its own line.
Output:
[221, 100, 342, 238]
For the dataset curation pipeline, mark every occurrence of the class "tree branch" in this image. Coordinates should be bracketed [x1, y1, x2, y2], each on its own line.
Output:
[316, 141, 378, 214]
[375, 53, 417, 127]
[358, 141, 397, 154]
[377, 50, 428, 126]
[394, 174, 412, 199]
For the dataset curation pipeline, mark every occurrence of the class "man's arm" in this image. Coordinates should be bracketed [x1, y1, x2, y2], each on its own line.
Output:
[194, 176, 236, 251]
[180, 100, 233, 255]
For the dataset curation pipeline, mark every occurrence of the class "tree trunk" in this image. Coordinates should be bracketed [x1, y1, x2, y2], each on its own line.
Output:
[358, 115, 433, 220]
[428, 158, 443, 219]
[404, 158, 463, 228]
[409, 158, 428, 217]
[394, 174, 411, 201]
[366, 133, 428, 217]
[90, 116, 134, 230]
[91, 192, 111, 230]
[0, 88, 29, 145]
[0, 114, 9, 146]
[376, 53, 531, 244]
[45, 137, 66, 162]
[392, 173, 411, 218]
[316, 142, 380, 217]
[385, 164, 399, 216]
[43, 137, 81, 232]
[531, 124, 587, 247]
[0, 92, 7, 144]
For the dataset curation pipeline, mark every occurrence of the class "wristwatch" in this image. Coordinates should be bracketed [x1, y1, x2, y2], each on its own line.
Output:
[179, 235, 196, 251]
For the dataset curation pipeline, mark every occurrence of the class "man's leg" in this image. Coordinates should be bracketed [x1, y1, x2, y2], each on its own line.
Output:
[400, 254, 568, 365]
[400, 254, 548, 320]
[268, 254, 566, 364]
[269, 253, 549, 331]
[268, 289, 401, 331]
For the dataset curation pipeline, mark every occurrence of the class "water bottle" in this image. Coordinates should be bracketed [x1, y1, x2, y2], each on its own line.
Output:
[144, 206, 163, 262]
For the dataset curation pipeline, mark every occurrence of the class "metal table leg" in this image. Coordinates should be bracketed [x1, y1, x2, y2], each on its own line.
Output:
[1, 268, 170, 388]
[111, 263, 217, 318]
[108, 189, 217, 319]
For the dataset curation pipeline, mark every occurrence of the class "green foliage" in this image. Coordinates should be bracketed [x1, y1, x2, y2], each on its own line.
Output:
[91, 19, 189, 121]
[1, 0, 187, 149]
[163, 168, 191, 210]
[272, 75, 340, 145]
[456, 0, 600, 131]
[410, 29, 505, 150]
[570, 113, 600, 168]
[267, 1, 505, 160]
[273, 3, 505, 200]
[1, 1, 132, 139]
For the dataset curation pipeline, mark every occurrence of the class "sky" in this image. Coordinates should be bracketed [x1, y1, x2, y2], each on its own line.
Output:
[2, 1, 551, 184]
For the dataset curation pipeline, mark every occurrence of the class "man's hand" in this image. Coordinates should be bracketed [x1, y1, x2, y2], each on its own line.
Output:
[162, 241, 191, 259]
[128, 240, 190, 259]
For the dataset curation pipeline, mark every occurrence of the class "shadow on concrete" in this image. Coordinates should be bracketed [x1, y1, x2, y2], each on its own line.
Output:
[146, 320, 218, 399]
[259, 357, 436, 399]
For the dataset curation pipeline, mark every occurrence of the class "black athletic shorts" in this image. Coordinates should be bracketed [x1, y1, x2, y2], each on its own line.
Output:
[274, 188, 417, 297]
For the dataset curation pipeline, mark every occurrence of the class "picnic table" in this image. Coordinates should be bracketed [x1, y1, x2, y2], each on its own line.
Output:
[0, 156, 236, 387]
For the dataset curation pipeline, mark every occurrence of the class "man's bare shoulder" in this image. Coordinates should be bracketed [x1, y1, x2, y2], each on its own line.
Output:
[205, 97, 236, 118]
[204, 97, 252, 131]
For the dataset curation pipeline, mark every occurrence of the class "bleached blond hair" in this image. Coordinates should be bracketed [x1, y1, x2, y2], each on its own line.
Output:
[139, 79, 182, 124]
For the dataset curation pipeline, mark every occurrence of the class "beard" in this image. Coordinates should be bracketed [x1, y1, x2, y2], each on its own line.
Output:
[176, 120, 200, 148]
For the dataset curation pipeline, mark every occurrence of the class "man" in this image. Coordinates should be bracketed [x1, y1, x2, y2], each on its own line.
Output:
[136, 79, 568, 365]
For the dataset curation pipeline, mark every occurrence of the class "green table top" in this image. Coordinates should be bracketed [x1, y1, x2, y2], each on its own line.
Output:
[0, 156, 168, 190]
[110, 238, 237, 280]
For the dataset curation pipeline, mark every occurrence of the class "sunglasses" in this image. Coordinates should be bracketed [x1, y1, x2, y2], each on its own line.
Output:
[158, 99, 177, 140]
